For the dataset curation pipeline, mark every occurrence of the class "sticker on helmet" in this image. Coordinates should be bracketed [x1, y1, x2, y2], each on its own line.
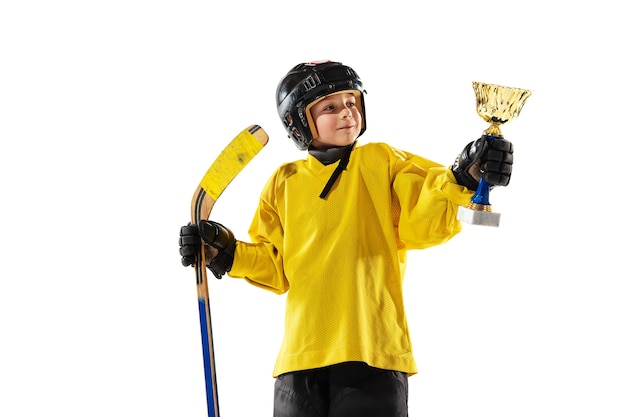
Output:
[305, 60, 332, 66]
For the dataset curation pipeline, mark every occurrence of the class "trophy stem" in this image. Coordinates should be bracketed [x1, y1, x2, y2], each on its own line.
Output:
[484, 124, 502, 137]
[469, 134, 500, 210]
[469, 177, 493, 209]
[457, 134, 501, 227]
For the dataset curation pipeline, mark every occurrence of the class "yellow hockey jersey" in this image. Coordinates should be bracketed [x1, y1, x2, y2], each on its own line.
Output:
[229, 141, 474, 377]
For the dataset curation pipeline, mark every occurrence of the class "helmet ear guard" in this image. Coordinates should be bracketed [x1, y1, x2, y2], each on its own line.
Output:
[276, 61, 367, 150]
[281, 112, 304, 144]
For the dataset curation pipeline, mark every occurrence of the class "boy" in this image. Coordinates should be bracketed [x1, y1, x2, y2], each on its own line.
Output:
[179, 61, 514, 416]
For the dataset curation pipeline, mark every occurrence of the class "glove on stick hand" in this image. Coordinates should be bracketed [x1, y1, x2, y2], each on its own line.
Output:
[179, 221, 236, 279]
[198, 220, 236, 279]
[452, 135, 514, 191]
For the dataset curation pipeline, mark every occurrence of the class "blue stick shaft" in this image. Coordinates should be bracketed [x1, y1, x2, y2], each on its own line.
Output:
[199, 298, 219, 417]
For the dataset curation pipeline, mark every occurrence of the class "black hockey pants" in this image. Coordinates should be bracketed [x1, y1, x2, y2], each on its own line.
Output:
[273, 361, 408, 417]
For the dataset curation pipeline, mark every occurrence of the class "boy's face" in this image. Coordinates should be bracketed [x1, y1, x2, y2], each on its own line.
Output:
[308, 92, 362, 150]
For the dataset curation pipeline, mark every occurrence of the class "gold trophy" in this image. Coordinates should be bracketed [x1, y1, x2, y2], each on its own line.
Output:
[457, 81, 532, 227]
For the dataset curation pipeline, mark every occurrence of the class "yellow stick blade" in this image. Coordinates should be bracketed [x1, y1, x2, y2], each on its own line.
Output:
[200, 125, 268, 201]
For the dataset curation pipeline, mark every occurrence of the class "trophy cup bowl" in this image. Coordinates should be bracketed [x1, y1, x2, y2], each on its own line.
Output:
[457, 81, 532, 227]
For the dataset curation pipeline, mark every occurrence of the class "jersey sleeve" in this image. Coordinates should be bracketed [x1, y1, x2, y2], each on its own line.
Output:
[390, 148, 474, 249]
[228, 169, 290, 294]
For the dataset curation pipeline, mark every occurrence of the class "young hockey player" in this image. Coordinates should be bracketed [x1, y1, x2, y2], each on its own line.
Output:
[179, 60, 514, 416]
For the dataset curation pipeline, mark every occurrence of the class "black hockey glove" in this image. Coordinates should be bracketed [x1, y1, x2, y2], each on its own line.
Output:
[198, 220, 236, 279]
[451, 135, 514, 191]
[179, 223, 201, 267]
[179, 221, 236, 279]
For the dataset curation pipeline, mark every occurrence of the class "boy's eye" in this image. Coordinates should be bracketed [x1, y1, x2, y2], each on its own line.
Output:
[326, 101, 355, 110]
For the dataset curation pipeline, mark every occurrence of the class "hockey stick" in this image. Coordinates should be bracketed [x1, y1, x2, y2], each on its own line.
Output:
[190, 125, 269, 417]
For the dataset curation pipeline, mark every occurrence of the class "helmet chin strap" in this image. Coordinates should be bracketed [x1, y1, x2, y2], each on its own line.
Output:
[315, 141, 356, 199]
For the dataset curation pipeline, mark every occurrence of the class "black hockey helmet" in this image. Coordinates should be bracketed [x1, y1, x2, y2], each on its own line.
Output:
[276, 60, 367, 150]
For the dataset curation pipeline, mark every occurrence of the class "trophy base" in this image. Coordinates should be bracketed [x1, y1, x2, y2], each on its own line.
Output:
[457, 204, 501, 227]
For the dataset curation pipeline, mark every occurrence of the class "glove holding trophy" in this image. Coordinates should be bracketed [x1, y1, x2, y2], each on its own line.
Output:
[456, 81, 532, 227]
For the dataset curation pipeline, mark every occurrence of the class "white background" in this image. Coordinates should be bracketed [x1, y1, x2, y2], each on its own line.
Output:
[1, 1, 624, 416]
